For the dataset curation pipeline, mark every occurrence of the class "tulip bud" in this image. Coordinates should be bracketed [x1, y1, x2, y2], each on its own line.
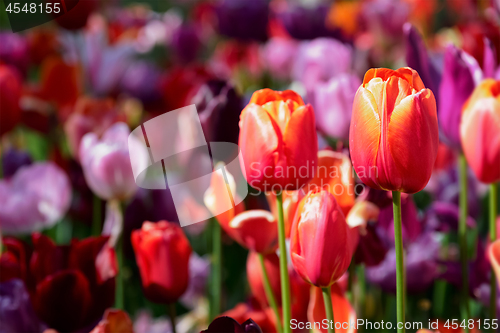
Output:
[290, 189, 353, 287]
[349, 67, 439, 194]
[131, 221, 192, 304]
[239, 89, 318, 192]
[460, 79, 500, 183]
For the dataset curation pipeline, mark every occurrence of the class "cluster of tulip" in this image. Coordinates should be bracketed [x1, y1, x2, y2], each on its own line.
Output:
[1, 0, 500, 332]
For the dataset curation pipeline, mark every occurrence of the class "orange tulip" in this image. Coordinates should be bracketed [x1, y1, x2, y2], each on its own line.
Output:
[460, 79, 500, 184]
[290, 189, 353, 287]
[238, 89, 318, 192]
[306, 150, 355, 216]
[349, 67, 439, 194]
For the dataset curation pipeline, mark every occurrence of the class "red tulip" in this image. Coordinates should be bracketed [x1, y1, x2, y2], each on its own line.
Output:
[39, 56, 80, 112]
[238, 89, 318, 192]
[247, 252, 281, 308]
[349, 67, 439, 194]
[460, 79, 500, 183]
[0, 234, 116, 332]
[131, 221, 192, 304]
[0, 64, 22, 136]
[307, 284, 356, 333]
[290, 189, 353, 287]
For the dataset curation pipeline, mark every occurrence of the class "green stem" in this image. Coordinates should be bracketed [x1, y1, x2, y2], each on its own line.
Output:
[115, 233, 124, 309]
[489, 183, 498, 320]
[258, 253, 283, 333]
[210, 218, 222, 320]
[357, 264, 366, 318]
[458, 154, 470, 328]
[322, 286, 335, 333]
[276, 193, 292, 333]
[392, 191, 405, 333]
[92, 195, 102, 236]
[168, 303, 177, 333]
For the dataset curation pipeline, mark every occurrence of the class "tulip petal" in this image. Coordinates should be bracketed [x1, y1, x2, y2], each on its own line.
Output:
[388, 89, 438, 193]
[283, 104, 318, 190]
[228, 210, 278, 253]
[488, 240, 500, 288]
[349, 87, 381, 190]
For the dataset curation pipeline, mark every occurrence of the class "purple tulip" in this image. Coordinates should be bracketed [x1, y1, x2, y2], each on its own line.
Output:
[438, 45, 481, 150]
[483, 38, 498, 79]
[311, 73, 361, 141]
[1, 148, 32, 179]
[120, 61, 161, 102]
[293, 38, 353, 91]
[0, 162, 71, 234]
[366, 233, 440, 293]
[0, 279, 47, 333]
[215, 0, 269, 42]
[261, 37, 298, 80]
[79, 122, 143, 201]
[276, 4, 338, 40]
[171, 24, 202, 64]
[404, 23, 441, 103]
[191, 80, 243, 144]
[361, 0, 409, 38]
[0, 32, 29, 75]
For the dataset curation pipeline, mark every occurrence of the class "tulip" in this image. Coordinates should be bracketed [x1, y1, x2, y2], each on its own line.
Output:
[0, 279, 46, 333]
[261, 38, 298, 80]
[349, 67, 439, 194]
[460, 79, 500, 184]
[0, 234, 116, 332]
[171, 24, 202, 64]
[306, 150, 355, 216]
[307, 284, 356, 333]
[0, 64, 22, 136]
[39, 56, 80, 112]
[439, 45, 480, 150]
[53, 0, 99, 30]
[79, 122, 141, 201]
[214, 0, 269, 42]
[120, 61, 161, 103]
[64, 97, 124, 158]
[191, 80, 243, 144]
[0, 162, 72, 234]
[312, 74, 361, 142]
[291, 189, 353, 288]
[131, 221, 192, 304]
[276, 4, 337, 40]
[0, 32, 29, 74]
[403, 24, 441, 103]
[238, 89, 318, 192]
[292, 38, 353, 91]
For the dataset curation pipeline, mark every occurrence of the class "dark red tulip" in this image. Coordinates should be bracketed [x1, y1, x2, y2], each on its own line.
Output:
[131, 221, 192, 304]
[0, 64, 22, 136]
[0, 234, 116, 332]
[202, 316, 263, 333]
